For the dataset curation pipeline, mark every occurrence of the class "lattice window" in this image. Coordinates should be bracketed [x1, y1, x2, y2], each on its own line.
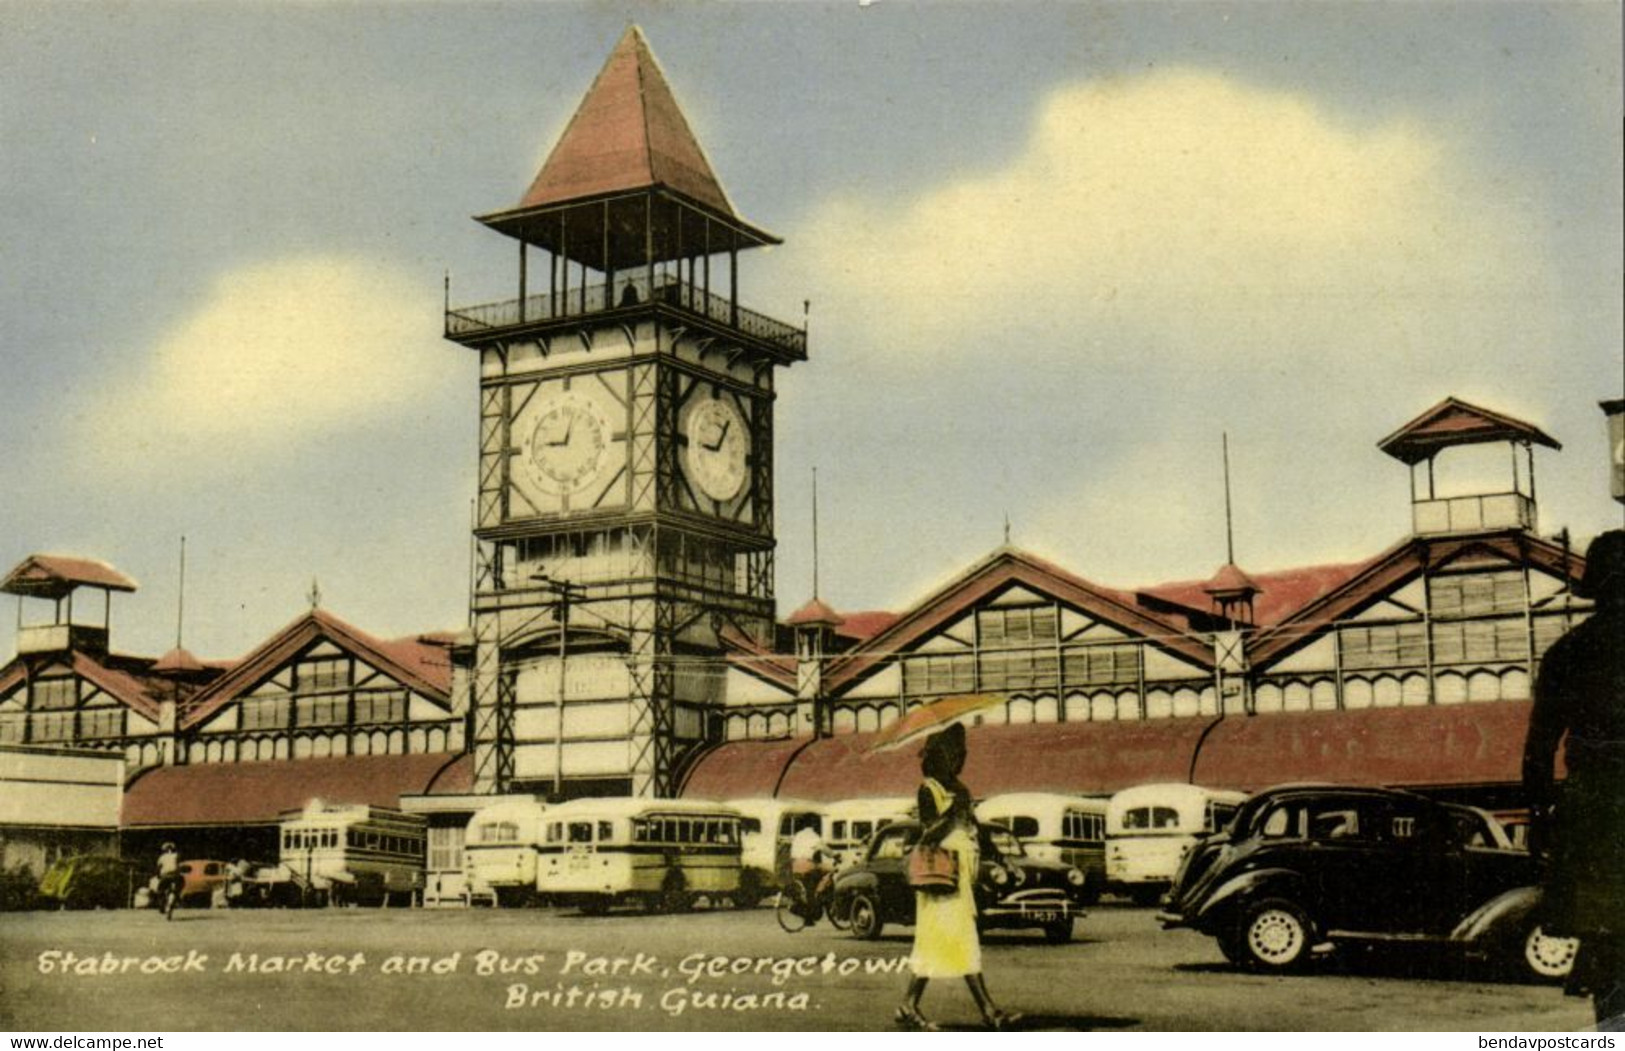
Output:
[902, 654, 975, 696]
[1429, 571, 1525, 618]
[1431, 618, 1527, 665]
[78, 708, 126, 738]
[977, 606, 1058, 649]
[428, 825, 464, 871]
[30, 711, 75, 741]
[1061, 644, 1141, 686]
[354, 690, 406, 725]
[241, 696, 290, 731]
[0, 714, 24, 743]
[1339, 623, 1428, 670]
[32, 677, 76, 710]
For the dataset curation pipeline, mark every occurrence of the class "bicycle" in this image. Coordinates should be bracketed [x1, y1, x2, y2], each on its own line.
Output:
[157, 876, 182, 921]
[774, 871, 851, 933]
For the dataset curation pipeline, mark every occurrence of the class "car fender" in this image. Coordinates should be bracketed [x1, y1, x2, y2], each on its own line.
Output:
[1452, 885, 1542, 946]
[1194, 868, 1307, 924]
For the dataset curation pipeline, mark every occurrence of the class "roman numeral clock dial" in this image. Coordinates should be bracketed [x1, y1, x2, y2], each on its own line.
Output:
[682, 394, 750, 506]
[520, 390, 613, 501]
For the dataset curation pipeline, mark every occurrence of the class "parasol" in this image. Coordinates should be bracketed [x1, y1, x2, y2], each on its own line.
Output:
[866, 693, 1005, 754]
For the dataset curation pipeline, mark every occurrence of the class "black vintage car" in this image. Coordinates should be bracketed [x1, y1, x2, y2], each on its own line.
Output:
[831, 820, 1090, 943]
[1158, 784, 1577, 981]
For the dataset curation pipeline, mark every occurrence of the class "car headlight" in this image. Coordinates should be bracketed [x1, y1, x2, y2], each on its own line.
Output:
[989, 866, 1008, 886]
[1009, 865, 1025, 887]
[1066, 867, 1086, 886]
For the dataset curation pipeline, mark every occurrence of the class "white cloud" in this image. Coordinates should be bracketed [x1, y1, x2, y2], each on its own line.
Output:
[794, 69, 1549, 377]
[77, 256, 447, 478]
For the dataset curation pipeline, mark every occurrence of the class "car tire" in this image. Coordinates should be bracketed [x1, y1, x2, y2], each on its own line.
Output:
[1128, 886, 1163, 907]
[1238, 898, 1315, 971]
[1516, 923, 1579, 983]
[1043, 918, 1073, 944]
[848, 891, 884, 940]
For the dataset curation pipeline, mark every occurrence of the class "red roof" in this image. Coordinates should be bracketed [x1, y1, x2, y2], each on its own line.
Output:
[835, 611, 900, 642]
[680, 700, 1541, 802]
[513, 27, 735, 218]
[1378, 396, 1561, 464]
[122, 753, 473, 827]
[1140, 558, 1377, 628]
[2, 554, 137, 598]
[786, 598, 844, 627]
[182, 609, 452, 729]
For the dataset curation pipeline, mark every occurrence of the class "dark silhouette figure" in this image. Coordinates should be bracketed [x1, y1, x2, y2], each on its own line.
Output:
[896, 723, 1020, 1031]
[1524, 529, 1625, 1030]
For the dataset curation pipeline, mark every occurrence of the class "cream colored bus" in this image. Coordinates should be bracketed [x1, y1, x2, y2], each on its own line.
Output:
[534, 798, 743, 914]
[464, 795, 548, 907]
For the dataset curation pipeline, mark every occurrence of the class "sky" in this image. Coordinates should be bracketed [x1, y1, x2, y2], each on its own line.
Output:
[1, 1, 1620, 665]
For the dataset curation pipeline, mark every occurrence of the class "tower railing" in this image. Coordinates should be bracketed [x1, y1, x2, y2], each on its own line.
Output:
[445, 274, 806, 358]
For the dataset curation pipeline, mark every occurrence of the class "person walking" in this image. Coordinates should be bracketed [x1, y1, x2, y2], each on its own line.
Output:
[895, 722, 1019, 1031]
[1524, 528, 1625, 1030]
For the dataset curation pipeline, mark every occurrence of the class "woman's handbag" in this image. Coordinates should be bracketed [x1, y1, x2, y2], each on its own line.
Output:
[906, 843, 959, 894]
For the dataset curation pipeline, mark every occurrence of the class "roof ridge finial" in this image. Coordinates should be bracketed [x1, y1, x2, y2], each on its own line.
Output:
[307, 577, 321, 612]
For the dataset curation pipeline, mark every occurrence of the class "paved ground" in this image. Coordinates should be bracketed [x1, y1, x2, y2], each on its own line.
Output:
[0, 903, 1594, 1032]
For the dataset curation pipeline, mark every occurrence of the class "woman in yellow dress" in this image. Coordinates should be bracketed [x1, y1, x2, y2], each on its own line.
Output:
[896, 723, 1020, 1030]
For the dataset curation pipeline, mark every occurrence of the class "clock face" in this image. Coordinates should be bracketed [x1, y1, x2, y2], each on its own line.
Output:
[522, 391, 611, 497]
[683, 395, 750, 502]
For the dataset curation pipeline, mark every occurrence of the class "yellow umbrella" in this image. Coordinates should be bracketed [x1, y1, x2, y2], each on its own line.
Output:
[866, 693, 1005, 754]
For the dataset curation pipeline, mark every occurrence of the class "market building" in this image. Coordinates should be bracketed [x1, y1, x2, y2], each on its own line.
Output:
[0, 28, 1614, 895]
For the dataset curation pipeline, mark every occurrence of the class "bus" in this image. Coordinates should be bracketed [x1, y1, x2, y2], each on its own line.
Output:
[1105, 783, 1246, 905]
[464, 796, 548, 907]
[534, 798, 743, 914]
[976, 792, 1108, 903]
[727, 798, 824, 906]
[822, 797, 915, 870]
[279, 801, 426, 906]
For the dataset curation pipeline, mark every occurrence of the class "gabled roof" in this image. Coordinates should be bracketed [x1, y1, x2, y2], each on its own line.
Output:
[680, 699, 1542, 802]
[1248, 531, 1584, 667]
[2, 554, 137, 598]
[822, 547, 1211, 694]
[181, 608, 453, 730]
[122, 753, 472, 827]
[1378, 396, 1561, 465]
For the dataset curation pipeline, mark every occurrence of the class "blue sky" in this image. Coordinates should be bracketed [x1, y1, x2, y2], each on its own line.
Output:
[2, 1, 1620, 663]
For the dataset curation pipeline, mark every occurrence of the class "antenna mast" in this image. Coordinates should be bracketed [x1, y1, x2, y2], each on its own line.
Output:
[175, 535, 187, 649]
[811, 466, 820, 599]
[1223, 432, 1235, 564]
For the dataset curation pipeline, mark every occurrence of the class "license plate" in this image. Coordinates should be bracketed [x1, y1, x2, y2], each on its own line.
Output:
[1029, 910, 1058, 923]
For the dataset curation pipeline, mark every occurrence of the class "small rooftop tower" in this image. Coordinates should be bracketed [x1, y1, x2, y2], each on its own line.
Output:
[1378, 397, 1560, 537]
[2, 555, 138, 657]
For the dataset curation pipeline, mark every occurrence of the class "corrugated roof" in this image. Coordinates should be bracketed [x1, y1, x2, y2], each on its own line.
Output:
[1139, 558, 1378, 628]
[122, 753, 473, 827]
[680, 700, 1541, 803]
[2, 554, 138, 598]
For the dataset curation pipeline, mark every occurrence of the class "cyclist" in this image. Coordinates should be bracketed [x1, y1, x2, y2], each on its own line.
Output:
[154, 842, 182, 911]
[789, 821, 833, 922]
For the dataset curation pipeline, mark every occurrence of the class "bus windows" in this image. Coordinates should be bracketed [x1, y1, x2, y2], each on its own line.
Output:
[567, 822, 593, 844]
[1008, 816, 1041, 839]
[597, 821, 613, 842]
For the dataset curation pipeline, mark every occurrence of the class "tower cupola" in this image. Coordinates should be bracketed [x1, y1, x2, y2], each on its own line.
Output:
[1378, 396, 1560, 537]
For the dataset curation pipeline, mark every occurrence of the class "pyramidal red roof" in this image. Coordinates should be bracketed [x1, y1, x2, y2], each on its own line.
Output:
[514, 26, 735, 217]
[786, 598, 844, 627]
[1378, 396, 1560, 465]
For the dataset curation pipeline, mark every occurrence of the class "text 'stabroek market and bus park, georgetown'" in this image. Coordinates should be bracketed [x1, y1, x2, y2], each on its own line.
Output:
[3, 17, 1623, 1035]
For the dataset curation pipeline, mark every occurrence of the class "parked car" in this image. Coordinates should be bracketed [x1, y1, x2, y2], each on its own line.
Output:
[831, 820, 1090, 943]
[38, 855, 139, 910]
[175, 859, 232, 907]
[1158, 784, 1578, 982]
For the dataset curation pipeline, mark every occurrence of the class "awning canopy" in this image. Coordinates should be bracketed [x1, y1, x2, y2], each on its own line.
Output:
[123, 753, 473, 828]
[681, 700, 1539, 802]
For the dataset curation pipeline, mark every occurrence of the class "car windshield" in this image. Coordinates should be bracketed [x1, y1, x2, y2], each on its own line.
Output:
[981, 825, 1025, 858]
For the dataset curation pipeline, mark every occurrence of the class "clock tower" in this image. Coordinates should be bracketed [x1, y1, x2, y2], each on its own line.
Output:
[445, 27, 806, 797]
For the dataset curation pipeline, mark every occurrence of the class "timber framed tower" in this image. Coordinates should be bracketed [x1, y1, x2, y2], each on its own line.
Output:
[445, 27, 807, 798]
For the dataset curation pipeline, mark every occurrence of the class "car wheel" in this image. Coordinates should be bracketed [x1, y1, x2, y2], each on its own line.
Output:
[1239, 898, 1314, 971]
[1043, 918, 1073, 944]
[1518, 923, 1579, 983]
[848, 892, 884, 940]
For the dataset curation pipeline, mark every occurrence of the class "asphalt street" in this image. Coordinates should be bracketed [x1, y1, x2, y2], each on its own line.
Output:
[0, 904, 1594, 1032]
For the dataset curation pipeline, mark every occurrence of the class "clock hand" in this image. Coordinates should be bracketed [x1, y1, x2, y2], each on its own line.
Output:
[547, 416, 575, 447]
[701, 418, 729, 452]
